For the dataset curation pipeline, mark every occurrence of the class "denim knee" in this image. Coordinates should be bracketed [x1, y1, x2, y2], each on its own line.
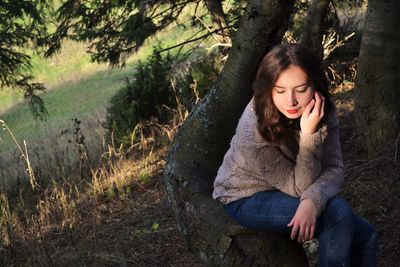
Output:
[325, 196, 353, 222]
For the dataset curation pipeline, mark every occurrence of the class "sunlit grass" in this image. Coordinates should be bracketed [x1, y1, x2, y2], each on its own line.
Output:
[0, 89, 23, 114]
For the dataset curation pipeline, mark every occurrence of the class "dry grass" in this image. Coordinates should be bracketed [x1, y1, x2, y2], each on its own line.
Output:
[0, 105, 203, 266]
[0, 113, 106, 190]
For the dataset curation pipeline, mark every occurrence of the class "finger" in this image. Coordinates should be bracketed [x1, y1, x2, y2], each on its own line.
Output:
[287, 218, 294, 227]
[320, 94, 325, 117]
[303, 99, 315, 117]
[320, 93, 325, 103]
[304, 225, 310, 241]
[312, 92, 322, 115]
[290, 222, 299, 240]
[297, 225, 306, 243]
[310, 225, 315, 240]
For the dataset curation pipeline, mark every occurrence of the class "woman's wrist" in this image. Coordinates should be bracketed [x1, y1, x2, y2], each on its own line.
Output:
[299, 130, 322, 150]
[301, 127, 317, 134]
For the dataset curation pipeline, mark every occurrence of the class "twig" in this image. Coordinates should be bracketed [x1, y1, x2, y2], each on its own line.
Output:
[0, 120, 38, 190]
[24, 140, 38, 190]
[207, 42, 232, 54]
[323, 31, 355, 60]
[156, 26, 232, 54]
[194, 14, 221, 45]
[173, 28, 207, 60]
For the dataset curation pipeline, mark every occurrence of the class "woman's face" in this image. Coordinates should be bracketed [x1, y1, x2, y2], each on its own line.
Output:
[271, 65, 314, 119]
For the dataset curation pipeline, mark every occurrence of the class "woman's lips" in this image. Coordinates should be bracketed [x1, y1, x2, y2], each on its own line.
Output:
[286, 109, 299, 114]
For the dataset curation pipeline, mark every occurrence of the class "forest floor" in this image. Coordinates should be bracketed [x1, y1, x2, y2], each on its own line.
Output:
[1, 82, 399, 267]
[333, 86, 400, 267]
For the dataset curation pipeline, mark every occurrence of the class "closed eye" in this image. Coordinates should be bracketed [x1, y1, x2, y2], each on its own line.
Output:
[296, 86, 310, 93]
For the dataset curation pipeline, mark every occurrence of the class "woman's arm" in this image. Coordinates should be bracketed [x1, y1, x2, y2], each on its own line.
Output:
[278, 111, 344, 243]
[300, 111, 345, 216]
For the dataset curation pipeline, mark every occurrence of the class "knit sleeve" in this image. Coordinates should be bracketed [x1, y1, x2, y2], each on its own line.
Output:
[300, 111, 345, 216]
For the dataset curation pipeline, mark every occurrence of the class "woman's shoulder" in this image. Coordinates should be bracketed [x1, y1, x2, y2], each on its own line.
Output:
[239, 97, 256, 120]
[236, 98, 256, 128]
[235, 98, 275, 146]
[235, 98, 257, 141]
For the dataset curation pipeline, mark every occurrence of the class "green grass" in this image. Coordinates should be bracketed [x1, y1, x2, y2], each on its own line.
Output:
[0, 66, 131, 148]
[0, 89, 23, 114]
[30, 41, 94, 87]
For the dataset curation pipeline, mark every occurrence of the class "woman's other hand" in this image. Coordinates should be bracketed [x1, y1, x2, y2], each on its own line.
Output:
[287, 198, 317, 243]
[300, 91, 325, 134]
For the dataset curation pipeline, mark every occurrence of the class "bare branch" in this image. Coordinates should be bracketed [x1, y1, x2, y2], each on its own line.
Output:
[156, 26, 232, 54]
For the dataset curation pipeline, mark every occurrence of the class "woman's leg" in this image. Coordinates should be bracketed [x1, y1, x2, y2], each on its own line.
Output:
[315, 196, 355, 267]
[350, 213, 377, 267]
[314, 196, 377, 267]
[225, 192, 377, 267]
[224, 190, 299, 233]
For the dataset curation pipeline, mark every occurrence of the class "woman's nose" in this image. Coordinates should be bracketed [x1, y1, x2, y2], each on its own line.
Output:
[287, 92, 298, 106]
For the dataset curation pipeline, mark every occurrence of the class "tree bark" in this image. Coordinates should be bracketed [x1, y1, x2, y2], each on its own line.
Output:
[354, 0, 400, 156]
[300, 0, 331, 60]
[204, 0, 232, 47]
[164, 0, 308, 265]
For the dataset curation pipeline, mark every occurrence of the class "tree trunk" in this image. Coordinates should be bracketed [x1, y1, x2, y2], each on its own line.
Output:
[204, 0, 232, 47]
[164, 0, 308, 266]
[300, 0, 331, 60]
[354, 0, 400, 157]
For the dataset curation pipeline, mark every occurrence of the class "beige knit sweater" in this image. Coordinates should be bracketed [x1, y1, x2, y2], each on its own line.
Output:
[212, 98, 345, 215]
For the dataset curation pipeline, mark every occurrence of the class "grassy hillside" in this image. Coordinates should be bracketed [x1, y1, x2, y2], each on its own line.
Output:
[0, 37, 149, 148]
[0, 60, 134, 149]
[0, 27, 211, 152]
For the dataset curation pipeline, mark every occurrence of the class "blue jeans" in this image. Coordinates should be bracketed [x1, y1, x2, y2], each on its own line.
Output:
[224, 191, 377, 267]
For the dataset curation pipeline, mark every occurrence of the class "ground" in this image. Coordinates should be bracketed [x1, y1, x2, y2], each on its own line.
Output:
[49, 177, 204, 266]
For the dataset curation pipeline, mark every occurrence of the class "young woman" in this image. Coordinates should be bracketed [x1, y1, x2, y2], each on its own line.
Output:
[213, 43, 377, 267]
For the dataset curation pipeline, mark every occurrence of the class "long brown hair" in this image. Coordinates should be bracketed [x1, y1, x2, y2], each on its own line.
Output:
[253, 43, 333, 143]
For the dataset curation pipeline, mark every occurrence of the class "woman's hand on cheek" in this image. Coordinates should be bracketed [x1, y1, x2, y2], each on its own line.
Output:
[300, 91, 325, 134]
[287, 199, 317, 243]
